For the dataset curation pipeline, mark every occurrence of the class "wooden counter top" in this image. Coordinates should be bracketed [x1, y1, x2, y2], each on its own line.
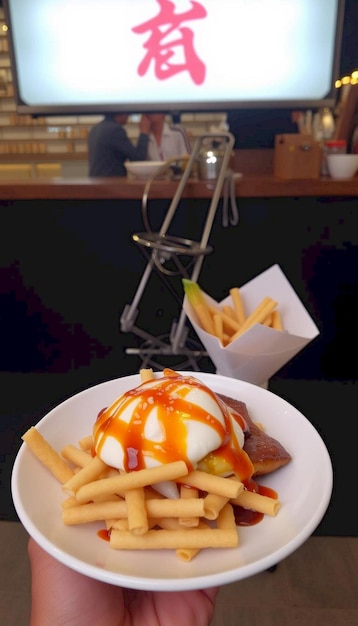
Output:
[0, 174, 357, 200]
[236, 175, 358, 197]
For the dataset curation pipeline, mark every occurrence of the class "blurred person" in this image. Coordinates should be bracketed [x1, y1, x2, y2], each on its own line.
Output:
[88, 113, 151, 177]
[28, 537, 219, 626]
[146, 113, 191, 161]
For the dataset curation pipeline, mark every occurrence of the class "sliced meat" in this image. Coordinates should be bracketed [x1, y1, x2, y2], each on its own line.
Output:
[217, 393, 292, 476]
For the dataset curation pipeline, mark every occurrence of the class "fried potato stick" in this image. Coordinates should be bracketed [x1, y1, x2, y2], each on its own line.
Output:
[208, 305, 240, 334]
[125, 487, 148, 535]
[271, 309, 283, 330]
[177, 470, 243, 499]
[229, 297, 278, 342]
[78, 435, 93, 451]
[22, 427, 74, 484]
[62, 455, 108, 496]
[61, 444, 92, 468]
[231, 490, 281, 516]
[140, 368, 154, 382]
[213, 313, 224, 344]
[74, 460, 188, 504]
[179, 484, 200, 528]
[62, 496, 205, 525]
[229, 287, 246, 325]
[109, 525, 238, 550]
[157, 517, 210, 561]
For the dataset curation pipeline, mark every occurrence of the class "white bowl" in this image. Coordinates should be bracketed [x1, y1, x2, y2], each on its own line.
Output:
[326, 154, 358, 179]
[125, 161, 164, 179]
[11, 372, 332, 591]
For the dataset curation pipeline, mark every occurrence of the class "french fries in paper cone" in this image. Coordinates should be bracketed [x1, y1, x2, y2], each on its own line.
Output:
[183, 264, 319, 387]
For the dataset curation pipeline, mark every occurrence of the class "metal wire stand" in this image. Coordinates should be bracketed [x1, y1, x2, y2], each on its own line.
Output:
[120, 131, 237, 371]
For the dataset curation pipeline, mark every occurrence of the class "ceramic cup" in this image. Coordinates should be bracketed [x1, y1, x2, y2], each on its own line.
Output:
[326, 154, 358, 179]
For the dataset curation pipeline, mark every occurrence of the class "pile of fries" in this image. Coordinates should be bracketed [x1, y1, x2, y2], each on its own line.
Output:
[21, 369, 281, 562]
[183, 279, 283, 346]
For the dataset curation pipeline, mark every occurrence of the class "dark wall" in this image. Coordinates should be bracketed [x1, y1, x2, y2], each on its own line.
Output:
[1, 196, 357, 381]
[340, 0, 358, 76]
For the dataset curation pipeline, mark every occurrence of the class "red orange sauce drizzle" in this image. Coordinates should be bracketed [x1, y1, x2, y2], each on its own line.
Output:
[97, 528, 110, 541]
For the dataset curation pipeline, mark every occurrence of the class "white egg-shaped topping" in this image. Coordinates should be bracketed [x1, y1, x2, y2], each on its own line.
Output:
[93, 372, 247, 475]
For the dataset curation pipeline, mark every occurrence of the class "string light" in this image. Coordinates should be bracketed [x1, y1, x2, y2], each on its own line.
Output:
[335, 70, 358, 88]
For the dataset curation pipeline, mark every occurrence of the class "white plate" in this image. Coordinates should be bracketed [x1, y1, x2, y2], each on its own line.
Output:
[11, 372, 333, 591]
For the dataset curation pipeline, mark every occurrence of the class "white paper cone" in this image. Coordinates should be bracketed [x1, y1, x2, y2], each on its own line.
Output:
[183, 264, 319, 386]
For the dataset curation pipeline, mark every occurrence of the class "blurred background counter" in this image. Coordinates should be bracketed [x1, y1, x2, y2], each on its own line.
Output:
[0, 156, 357, 200]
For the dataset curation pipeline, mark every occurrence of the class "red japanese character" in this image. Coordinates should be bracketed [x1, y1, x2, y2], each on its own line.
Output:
[132, 0, 207, 85]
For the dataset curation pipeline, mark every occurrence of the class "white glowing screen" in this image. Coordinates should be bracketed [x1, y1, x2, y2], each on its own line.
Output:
[4, 0, 343, 111]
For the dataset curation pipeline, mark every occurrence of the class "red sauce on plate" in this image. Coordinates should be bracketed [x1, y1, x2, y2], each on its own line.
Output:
[234, 478, 278, 526]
